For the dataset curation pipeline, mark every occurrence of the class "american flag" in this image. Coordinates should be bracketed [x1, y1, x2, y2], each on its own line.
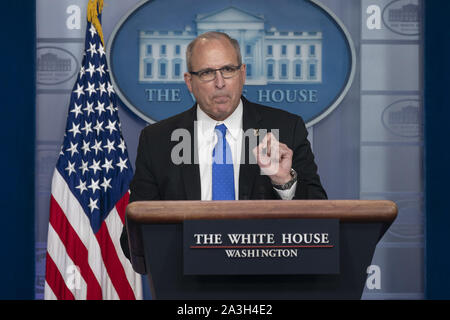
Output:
[44, 13, 142, 300]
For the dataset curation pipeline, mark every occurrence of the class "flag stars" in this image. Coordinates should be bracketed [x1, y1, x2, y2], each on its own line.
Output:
[81, 121, 93, 136]
[116, 157, 128, 172]
[89, 159, 102, 175]
[56, 19, 132, 224]
[79, 160, 89, 175]
[102, 158, 114, 173]
[101, 177, 112, 192]
[95, 101, 106, 115]
[81, 140, 91, 155]
[66, 142, 79, 157]
[79, 65, 85, 79]
[86, 62, 96, 78]
[75, 179, 87, 195]
[118, 139, 126, 153]
[106, 103, 115, 115]
[87, 42, 97, 58]
[65, 161, 76, 176]
[88, 178, 100, 193]
[97, 44, 105, 58]
[97, 82, 107, 97]
[85, 82, 97, 97]
[73, 83, 85, 99]
[107, 82, 115, 96]
[93, 120, 104, 135]
[105, 119, 117, 134]
[84, 101, 95, 116]
[92, 139, 103, 155]
[68, 122, 81, 137]
[104, 139, 116, 154]
[71, 103, 83, 118]
[96, 64, 105, 77]
[88, 197, 99, 213]
[89, 24, 97, 38]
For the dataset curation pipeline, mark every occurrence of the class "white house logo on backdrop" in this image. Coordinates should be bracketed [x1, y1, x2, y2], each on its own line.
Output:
[382, 0, 420, 36]
[37, 47, 79, 85]
[138, 7, 322, 85]
[381, 99, 420, 137]
[108, 0, 355, 126]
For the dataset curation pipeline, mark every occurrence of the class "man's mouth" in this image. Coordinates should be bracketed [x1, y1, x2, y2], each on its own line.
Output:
[213, 95, 230, 104]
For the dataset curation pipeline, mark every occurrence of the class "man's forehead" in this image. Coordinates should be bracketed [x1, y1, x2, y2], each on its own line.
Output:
[190, 38, 239, 65]
[193, 37, 231, 52]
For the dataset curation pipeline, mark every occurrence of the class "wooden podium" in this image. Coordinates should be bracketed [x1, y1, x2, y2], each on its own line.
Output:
[125, 200, 397, 299]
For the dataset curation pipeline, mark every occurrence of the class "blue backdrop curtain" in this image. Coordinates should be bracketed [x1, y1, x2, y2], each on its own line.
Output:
[424, 0, 450, 300]
[0, 1, 36, 299]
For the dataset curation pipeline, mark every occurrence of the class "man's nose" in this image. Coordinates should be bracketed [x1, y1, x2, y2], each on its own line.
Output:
[214, 70, 225, 88]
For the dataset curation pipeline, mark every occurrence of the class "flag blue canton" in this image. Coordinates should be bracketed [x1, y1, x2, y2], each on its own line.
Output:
[56, 20, 133, 233]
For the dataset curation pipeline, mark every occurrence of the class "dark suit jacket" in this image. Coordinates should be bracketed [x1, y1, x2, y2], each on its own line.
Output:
[121, 97, 327, 258]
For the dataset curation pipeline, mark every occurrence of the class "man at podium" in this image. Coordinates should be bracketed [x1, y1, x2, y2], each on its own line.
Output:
[121, 31, 326, 258]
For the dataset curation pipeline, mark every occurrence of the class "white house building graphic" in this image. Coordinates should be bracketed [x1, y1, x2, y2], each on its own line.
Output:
[138, 6, 323, 85]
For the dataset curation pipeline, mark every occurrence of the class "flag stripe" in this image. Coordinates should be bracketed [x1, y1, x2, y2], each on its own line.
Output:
[49, 195, 103, 299]
[107, 204, 143, 298]
[44, 281, 57, 300]
[50, 169, 119, 299]
[46, 223, 88, 299]
[46, 220, 88, 299]
[96, 220, 136, 299]
[115, 191, 129, 225]
[45, 252, 75, 300]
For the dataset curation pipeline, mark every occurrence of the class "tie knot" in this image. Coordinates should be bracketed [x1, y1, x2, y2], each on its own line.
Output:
[214, 123, 227, 137]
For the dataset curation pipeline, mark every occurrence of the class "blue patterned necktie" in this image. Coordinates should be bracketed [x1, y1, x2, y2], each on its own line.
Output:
[212, 124, 235, 200]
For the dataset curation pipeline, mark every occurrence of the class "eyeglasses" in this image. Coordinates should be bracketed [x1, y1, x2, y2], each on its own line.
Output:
[189, 65, 242, 82]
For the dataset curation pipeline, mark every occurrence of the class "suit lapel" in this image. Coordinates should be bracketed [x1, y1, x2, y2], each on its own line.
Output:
[179, 105, 201, 200]
[239, 97, 262, 200]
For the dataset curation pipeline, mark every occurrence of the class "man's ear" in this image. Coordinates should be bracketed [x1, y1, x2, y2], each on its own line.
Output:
[240, 63, 247, 83]
[184, 72, 193, 92]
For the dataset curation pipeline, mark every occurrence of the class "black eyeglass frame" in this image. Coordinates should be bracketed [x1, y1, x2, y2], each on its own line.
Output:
[189, 64, 242, 81]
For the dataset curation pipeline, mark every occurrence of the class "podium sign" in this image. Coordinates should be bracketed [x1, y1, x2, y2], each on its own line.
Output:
[183, 219, 339, 275]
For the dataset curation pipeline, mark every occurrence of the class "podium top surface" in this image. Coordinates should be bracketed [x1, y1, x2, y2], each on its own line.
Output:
[126, 200, 397, 224]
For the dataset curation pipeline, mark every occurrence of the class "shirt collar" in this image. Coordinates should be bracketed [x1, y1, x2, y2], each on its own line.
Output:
[196, 100, 243, 141]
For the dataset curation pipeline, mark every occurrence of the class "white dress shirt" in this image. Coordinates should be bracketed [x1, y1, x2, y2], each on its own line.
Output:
[196, 100, 297, 200]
